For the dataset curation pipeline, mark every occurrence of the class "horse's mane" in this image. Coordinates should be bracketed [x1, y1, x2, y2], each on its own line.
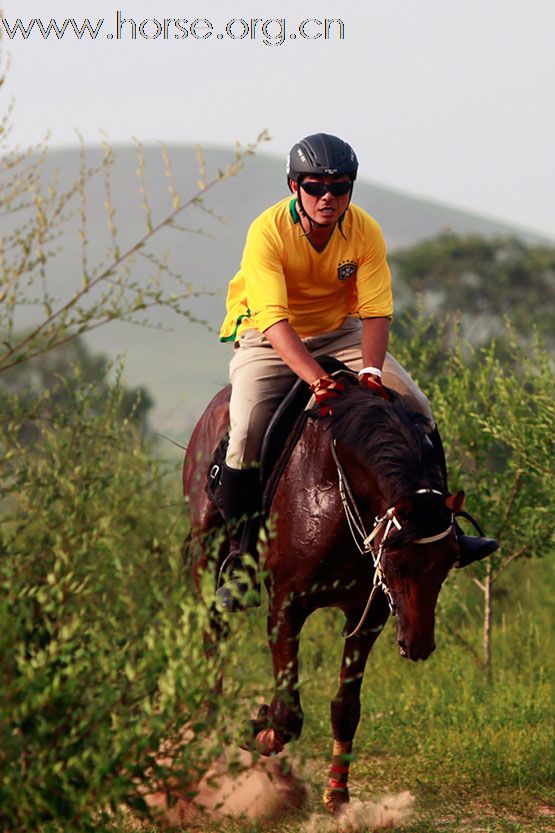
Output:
[329, 387, 445, 504]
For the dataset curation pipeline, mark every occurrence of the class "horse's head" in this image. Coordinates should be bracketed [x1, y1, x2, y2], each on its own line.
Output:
[374, 490, 464, 661]
[330, 387, 464, 662]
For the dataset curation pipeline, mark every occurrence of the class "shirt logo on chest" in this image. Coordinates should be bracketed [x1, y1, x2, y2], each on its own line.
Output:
[337, 260, 358, 281]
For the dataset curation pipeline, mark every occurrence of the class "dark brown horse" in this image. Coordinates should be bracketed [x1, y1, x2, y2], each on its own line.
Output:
[183, 379, 463, 813]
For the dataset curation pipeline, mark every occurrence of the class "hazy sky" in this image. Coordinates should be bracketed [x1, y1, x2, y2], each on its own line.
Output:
[3, 0, 554, 239]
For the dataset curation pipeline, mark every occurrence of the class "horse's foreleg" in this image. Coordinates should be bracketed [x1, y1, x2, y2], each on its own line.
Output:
[250, 600, 306, 756]
[324, 612, 387, 814]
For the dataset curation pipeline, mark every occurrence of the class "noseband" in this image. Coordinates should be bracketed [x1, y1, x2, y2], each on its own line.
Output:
[330, 440, 454, 638]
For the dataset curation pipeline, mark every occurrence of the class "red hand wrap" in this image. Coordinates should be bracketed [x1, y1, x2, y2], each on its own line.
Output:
[310, 375, 346, 416]
[359, 373, 390, 400]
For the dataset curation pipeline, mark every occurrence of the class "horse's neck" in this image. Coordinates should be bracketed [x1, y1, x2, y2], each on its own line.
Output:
[334, 440, 389, 516]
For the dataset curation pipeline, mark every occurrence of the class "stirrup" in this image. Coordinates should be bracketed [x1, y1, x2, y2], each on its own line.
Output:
[216, 574, 260, 612]
[454, 511, 499, 568]
[216, 550, 260, 612]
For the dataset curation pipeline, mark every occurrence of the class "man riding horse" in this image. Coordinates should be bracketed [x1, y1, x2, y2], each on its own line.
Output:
[216, 132, 498, 611]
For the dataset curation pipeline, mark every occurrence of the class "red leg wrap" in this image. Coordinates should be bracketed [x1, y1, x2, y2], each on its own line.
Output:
[327, 779, 349, 790]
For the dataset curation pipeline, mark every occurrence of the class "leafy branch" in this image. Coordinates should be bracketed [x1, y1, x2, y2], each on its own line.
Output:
[0, 127, 270, 372]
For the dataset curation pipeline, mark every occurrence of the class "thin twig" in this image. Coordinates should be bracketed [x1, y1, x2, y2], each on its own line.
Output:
[444, 624, 484, 669]
[495, 545, 529, 580]
[0, 132, 269, 370]
[157, 433, 188, 451]
[161, 143, 180, 210]
[76, 130, 90, 284]
[101, 136, 119, 258]
[195, 144, 206, 191]
[496, 469, 523, 541]
[134, 137, 153, 233]
[0, 300, 209, 372]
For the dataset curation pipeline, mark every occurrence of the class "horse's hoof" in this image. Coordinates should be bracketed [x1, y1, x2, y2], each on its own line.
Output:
[323, 784, 350, 815]
[254, 728, 284, 756]
[237, 705, 271, 752]
[250, 703, 270, 726]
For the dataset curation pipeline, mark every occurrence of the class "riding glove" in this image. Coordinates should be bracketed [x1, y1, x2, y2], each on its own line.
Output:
[358, 373, 390, 400]
[310, 375, 346, 417]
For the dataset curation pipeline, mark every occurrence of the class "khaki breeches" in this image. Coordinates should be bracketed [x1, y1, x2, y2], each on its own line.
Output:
[226, 317, 433, 468]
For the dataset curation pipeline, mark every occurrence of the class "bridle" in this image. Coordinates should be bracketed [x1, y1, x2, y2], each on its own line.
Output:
[330, 439, 454, 638]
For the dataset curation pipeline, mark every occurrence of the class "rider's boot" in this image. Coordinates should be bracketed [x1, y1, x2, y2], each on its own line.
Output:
[215, 463, 261, 612]
[428, 426, 499, 568]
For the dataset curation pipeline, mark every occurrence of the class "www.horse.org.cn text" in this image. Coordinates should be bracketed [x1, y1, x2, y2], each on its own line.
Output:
[1, 14, 346, 46]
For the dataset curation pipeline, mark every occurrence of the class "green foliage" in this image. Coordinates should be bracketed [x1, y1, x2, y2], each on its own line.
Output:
[0, 335, 154, 442]
[393, 315, 554, 670]
[392, 315, 554, 558]
[0, 58, 270, 830]
[391, 233, 555, 349]
[0, 371, 237, 833]
[430, 330, 553, 563]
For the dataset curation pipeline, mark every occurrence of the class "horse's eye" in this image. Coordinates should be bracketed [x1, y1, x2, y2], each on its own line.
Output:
[389, 560, 409, 579]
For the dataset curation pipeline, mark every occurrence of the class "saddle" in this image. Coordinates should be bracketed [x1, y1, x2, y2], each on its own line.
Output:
[206, 356, 355, 517]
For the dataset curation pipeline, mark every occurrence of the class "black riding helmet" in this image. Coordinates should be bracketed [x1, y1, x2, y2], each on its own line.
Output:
[286, 133, 358, 186]
[286, 134, 358, 232]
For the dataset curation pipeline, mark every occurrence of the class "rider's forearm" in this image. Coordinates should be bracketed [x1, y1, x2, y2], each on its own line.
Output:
[262, 320, 326, 384]
[361, 317, 390, 374]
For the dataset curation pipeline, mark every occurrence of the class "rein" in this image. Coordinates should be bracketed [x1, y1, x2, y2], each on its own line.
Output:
[330, 439, 453, 639]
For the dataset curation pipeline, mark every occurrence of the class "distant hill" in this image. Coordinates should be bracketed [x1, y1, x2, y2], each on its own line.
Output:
[10, 144, 549, 438]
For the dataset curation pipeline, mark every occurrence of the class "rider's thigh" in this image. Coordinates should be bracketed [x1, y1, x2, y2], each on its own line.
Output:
[226, 333, 296, 467]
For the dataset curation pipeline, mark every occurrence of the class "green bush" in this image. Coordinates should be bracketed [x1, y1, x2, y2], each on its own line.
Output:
[392, 318, 554, 674]
[0, 368, 235, 833]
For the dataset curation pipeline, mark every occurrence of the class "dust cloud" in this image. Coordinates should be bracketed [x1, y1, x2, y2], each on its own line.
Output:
[303, 792, 415, 833]
[136, 746, 414, 831]
[141, 747, 309, 826]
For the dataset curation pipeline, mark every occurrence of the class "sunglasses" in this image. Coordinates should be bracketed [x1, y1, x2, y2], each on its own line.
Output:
[300, 180, 352, 197]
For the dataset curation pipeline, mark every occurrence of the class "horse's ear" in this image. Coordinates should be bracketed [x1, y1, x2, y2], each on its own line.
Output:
[394, 496, 414, 519]
[445, 491, 465, 512]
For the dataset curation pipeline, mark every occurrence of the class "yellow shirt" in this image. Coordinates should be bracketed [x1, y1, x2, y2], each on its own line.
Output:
[220, 197, 393, 341]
